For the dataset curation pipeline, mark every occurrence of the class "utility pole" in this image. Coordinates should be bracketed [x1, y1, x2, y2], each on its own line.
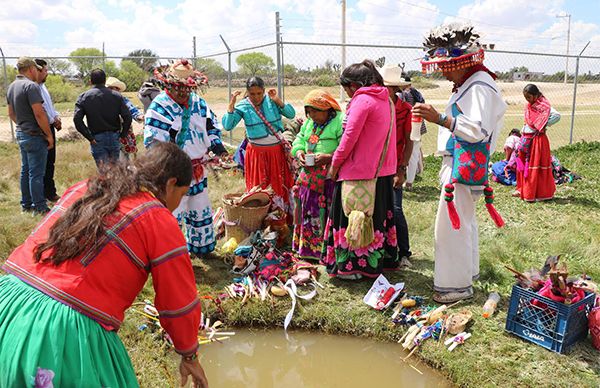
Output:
[340, 0, 346, 102]
[102, 42, 106, 73]
[556, 13, 571, 84]
[193, 36, 197, 68]
[275, 12, 283, 98]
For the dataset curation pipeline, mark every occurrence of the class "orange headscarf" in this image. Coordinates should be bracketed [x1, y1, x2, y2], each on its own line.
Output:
[303, 89, 341, 112]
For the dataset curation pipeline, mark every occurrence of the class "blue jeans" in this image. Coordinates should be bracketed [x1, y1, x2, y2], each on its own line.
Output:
[393, 187, 411, 258]
[17, 132, 48, 211]
[91, 132, 120, 167]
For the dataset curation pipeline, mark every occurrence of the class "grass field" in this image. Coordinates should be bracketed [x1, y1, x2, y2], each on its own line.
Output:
[0, 138, 599, 386]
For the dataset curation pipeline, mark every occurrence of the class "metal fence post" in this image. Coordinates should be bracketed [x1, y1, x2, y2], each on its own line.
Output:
[275, 12, 283, 99]
[220, 35, 234, 145]
[569, 41, 591, 145]
[0, 47, 15, 142]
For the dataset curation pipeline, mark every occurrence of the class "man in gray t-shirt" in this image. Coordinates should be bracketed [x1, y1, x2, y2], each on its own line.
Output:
[6, 57, 53, 214]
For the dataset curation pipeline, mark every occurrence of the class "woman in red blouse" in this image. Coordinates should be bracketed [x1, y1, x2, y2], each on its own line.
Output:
[0, 142, 208, 387]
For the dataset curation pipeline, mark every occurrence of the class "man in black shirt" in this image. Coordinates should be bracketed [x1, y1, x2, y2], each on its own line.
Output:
[73, 69, 132, 167]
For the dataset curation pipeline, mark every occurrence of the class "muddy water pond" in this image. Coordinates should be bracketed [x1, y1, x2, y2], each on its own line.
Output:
[200, 329, 451, 387]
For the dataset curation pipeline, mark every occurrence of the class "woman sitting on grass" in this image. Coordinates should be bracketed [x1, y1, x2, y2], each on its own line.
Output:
[514, 84, 560, 201]
[222, 77, 296, 207]
[291, 89, 343, 261]
[0, 142, 208, 388]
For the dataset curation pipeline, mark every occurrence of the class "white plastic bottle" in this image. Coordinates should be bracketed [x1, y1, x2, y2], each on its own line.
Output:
[482, 292, 501, 318]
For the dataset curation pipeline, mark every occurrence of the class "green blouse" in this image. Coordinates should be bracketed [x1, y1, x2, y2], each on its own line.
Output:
[290, 112, 343, 156]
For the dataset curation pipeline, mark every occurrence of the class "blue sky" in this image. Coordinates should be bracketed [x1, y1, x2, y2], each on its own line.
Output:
[1, 0, 599, 60]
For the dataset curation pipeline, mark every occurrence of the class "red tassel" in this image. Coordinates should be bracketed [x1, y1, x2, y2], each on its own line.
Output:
[486, 203, 505, 228]
[446, 200, 461, 230]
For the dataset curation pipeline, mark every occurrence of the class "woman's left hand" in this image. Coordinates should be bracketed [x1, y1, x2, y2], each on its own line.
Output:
[268, 89, 284, 107]
[412, 103, 440, 124]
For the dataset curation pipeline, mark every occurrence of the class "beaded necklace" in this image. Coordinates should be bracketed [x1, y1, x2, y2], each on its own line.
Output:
[307, 116, 333, 153]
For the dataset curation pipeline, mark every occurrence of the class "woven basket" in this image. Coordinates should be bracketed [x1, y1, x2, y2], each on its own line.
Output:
[223, 193, 270, 242]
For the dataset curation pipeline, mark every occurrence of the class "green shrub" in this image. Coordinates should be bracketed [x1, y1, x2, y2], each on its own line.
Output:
[315, 74, 337, 87]
[45, 75, 82, 103]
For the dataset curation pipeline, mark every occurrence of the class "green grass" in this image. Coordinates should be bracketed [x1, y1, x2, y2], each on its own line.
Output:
[1, 139, 599, 386]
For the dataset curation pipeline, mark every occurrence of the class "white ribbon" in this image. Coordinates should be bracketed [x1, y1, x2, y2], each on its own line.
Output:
[282, 279, 317, 333]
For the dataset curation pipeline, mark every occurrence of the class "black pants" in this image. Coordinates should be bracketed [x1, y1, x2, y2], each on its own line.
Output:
[44, 125, 57, 199]
[394, 187, 412, 258]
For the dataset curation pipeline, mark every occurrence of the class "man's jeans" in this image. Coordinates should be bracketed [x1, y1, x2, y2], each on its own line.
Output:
[44, 125, 57, 199]
[17, 131, 48, 211]
[393, 187, 412, 258]
[91, 132, 120, 167]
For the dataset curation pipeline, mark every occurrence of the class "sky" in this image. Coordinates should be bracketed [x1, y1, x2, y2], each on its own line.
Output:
[0, 0, 599, 71]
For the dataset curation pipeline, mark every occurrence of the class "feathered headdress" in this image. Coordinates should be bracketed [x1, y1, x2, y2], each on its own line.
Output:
[154, 59, 209, 93]
[421, 23, 484, 74]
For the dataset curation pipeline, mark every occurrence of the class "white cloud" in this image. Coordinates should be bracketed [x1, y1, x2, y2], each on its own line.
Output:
[1, 0, 599, 74]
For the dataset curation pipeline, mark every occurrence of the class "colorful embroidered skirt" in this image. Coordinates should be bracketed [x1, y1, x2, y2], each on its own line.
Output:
[321, 176, 399, 278]
[516, 133, 555, 202]
[119, 129, 138, 154]
[292, 176, 334, 261]
[245, 143, 294, 204]
[0, 275, 138, 387]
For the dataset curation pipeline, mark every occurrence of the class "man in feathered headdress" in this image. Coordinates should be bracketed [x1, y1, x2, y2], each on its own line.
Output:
[413, 23, 507, 303]
[144, 59, 228, 256]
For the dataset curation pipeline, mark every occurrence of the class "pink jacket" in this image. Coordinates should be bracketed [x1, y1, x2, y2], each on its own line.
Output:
[332, 85, 397, 181]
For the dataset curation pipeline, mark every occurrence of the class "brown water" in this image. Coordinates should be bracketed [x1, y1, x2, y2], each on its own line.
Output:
[199, 329, 452, 388]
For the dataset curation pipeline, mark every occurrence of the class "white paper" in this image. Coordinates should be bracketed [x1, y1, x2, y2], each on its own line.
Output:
[363, 274, 405, 310]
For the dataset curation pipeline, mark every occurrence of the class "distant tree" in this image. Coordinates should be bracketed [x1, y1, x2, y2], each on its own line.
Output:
[127, 49, 158, 72]
[46, 59, 73, 76]
[104, 60, 119, 78]
[0, 66, 17, 103]
[118, 60, 147, 91]
[236, 52, 274, 77]
[196, 58, 226, 79]
[69, 48, 104, 78]
[283, 64, 297, 78]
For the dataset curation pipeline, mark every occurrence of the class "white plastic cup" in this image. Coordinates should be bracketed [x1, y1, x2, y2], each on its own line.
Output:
[305, 153, 315, 167]
[410, 115, 422, 141]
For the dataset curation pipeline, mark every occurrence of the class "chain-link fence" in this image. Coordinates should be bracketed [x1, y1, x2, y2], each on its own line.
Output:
[281, 41, 600, 155]
[2, 40, 599, 154]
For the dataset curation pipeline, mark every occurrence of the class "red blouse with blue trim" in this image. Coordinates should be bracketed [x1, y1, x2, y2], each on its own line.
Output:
[3, 180, 201, 355]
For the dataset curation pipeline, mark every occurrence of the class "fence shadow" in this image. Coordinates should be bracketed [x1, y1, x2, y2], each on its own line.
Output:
[551, 196, 600, 209]
[404, 185, 440, 203]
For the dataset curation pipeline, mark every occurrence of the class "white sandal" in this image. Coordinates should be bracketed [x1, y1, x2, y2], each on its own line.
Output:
[433, 290, 473, 304]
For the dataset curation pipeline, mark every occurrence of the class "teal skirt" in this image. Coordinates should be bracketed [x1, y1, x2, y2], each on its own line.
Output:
[0, 275, 138, 387]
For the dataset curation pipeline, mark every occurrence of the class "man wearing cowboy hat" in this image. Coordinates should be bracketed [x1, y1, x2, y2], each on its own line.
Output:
[379, 64, 414, 269]
[7, 57, 54, 215]
[73, 69, 132, 167]
[106, 76, 144, 160]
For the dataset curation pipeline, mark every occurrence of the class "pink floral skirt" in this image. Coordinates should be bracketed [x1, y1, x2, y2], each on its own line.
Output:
[321, 175, 399, 278]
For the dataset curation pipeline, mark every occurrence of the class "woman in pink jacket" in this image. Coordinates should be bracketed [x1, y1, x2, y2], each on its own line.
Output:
[322, 60, 398, 280]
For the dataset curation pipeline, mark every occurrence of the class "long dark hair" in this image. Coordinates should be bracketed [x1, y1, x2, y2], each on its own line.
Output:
[523, 83, 542, 96]
[340, 60, 384, 88]
[34, 142, 192, 265]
